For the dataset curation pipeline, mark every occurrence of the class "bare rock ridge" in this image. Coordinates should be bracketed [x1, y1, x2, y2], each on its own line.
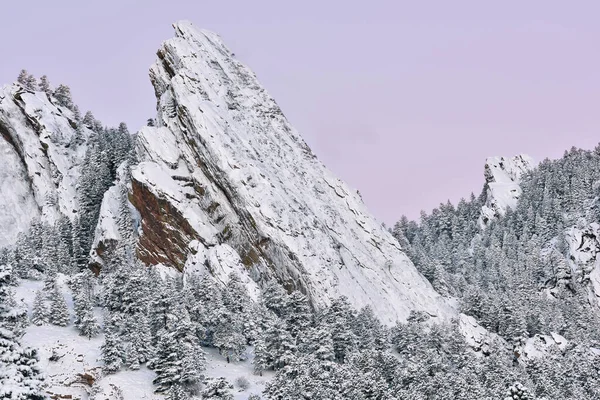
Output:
[479, 154, 534, 227]
[128, 21, 450, 322]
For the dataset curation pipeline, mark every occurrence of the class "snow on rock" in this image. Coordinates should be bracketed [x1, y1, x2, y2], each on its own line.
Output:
[479, 155, 534, 227]
[458, 314, 495, 355]
[130, 20, 451, 323]
[0, 84, 91, 247]
[519, 333, 568, 360]
[565, 221, 600, 307]
[0, 134, 39, 246]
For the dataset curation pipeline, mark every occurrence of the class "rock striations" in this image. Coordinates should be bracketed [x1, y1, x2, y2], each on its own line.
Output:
[129, 21, 449, 323]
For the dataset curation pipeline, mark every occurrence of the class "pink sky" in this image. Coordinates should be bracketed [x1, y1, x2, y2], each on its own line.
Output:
[1, 1, 598, 224]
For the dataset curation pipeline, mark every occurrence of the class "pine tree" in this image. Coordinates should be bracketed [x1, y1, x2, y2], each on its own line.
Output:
[504, 382, 535, 400]
[101, 312, 124, 373]
[17, 69, 37, 91]
[260, 281, 289, 318]
[263, 320, 296, 370]
[53, 84, 74, 110]
[213, 308, 246, 362]
[150, 306, 205, 395]
[299, 326, 334, 362]
[39, 75, 52, 97]
[0, 264, 46, 399]
[17, 69, 28, 86]
[284, 291, 311, 338]
[30, 290, 48, 326]
[200, 377, 234, 400]
[49, 283, 70, 327]
[252, 336, 268, 376]
[77, 295, 99, 339]
[126, 313, 153, 369]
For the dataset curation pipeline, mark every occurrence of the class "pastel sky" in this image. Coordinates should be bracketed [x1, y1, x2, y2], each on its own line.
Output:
[1, 1, 598, 224]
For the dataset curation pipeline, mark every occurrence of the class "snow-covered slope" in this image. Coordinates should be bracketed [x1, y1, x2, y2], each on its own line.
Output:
[479, 155, 534, 227]
[0, 84, 90, 246]
[128, 21, 450, 323]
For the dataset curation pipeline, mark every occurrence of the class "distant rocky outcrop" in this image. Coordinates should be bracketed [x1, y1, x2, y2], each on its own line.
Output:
[479, 154, 534, 227]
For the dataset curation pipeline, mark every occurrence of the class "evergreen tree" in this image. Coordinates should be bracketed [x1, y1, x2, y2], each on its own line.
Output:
[17, 69, 37, 91]
[252, 336, 268, 376]
[150, 306, 205, 396]
[78, 296, 99, 339]
[200, 377, 234, 400]
[504, 382, 535, 400]
[30, 290, 48, 326]
[49, 283, 69, 327]
[126, 313, 152, 369]
[39, 75, 52, 97]
[0, 264, 45, 399]
[262, 319, 296, 370]
[101, 312, 124, 373]
[53, 84, 74, 110]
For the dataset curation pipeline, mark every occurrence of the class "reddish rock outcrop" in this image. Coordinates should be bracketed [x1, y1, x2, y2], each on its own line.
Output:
[129, 177, 200, 270]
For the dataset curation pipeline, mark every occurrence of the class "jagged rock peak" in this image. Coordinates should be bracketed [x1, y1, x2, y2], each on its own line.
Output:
[480, 154, 534, 227]
[129, 21, 451, 323]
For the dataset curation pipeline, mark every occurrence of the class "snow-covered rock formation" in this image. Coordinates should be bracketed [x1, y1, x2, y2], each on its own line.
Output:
[126, 21, 450, 323]
[479, 154, 534, 227]
[0, 84, 90, 247]
[565, 221, 600, 307]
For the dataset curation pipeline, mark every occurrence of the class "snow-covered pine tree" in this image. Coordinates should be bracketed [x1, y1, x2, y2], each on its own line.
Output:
[284, 291, 311, 338]
[504, 382, 535, 400]
[299, 326, 335, 362]
[262, 319, 296, 370]
[150, 305, 205, 396]
[30, 290, 48, 326]
[200, 377, 234, 400]
[17, 69, 37, 91]
[213, 309, 246, 363]
[49, 283, 70, 327]
[260, 281, 289, 318]
[53, 84, 74, 110]
[0, 264, 45, 399]
[125, 312, 153, 370]
[39, 75, 52, 97]
[252, 336, 268, 376]
[101, 312, 124, 373]
[78, 297, 99, 339]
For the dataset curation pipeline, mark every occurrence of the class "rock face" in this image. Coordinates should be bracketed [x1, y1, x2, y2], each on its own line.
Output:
[479, 155, 534, 227]
[129, 21, 450, 323]
[0, 84, 90, 247]
[565, 221, 600, 307]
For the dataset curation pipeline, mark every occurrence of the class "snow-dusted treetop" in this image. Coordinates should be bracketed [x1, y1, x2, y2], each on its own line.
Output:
[130, 21, 450, 323]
